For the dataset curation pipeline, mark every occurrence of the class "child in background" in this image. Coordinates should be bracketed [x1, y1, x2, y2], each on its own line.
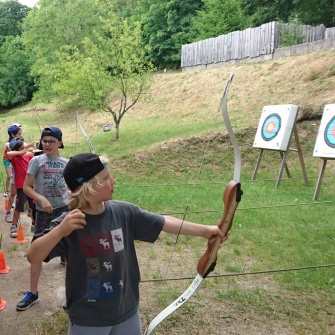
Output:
[3, 124, 34, 222]
[6, 138, 35, 238]
[16, 126, 69, 311]
[27, 153, 228, 334]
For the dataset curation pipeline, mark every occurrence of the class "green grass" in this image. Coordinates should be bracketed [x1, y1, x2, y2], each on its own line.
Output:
[2, 89, 335, 334]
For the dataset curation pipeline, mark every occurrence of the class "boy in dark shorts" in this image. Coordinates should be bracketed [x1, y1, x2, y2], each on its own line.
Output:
[16, 127, 69, 311]
[6, 138, 34, 238]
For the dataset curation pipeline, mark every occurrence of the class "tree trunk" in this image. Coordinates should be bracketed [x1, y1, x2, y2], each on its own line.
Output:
[115, 123, 119, 139]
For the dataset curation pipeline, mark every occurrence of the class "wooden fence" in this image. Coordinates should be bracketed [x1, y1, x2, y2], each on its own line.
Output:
[181, 21, 335, 70]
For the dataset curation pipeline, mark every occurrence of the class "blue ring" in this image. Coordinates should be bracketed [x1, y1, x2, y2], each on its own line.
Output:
[324, 115, 335, 148]
[261, 113, 281, 142]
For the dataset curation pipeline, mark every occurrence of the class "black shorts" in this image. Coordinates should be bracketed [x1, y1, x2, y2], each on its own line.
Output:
[34, 205, 68, 236]
[15, 188, 34, 212]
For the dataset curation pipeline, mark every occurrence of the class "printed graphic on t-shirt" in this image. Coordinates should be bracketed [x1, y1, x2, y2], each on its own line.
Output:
[78, 229, 125, 302]
[87, 258, 101, 278]
[85, 277, 101, 299]
[79, 233, 115, 257]
[111, 228, 124, 252]
[41, 161, 67, 198]
[100, 276, 117, 298]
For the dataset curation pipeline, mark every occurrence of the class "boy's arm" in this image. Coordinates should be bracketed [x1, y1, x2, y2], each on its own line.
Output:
[162, 215, 227, 241]
[7, 149, 27, 159]
[24, 142, 35, 149]
[27, 224, 64, 263]
[23, 174, 46, 204]
[27, 209, 86, 263]
[24, 173, 54, 212]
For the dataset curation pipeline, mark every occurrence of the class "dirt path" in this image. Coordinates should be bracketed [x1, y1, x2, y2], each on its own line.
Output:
[0, 196, 66, 335]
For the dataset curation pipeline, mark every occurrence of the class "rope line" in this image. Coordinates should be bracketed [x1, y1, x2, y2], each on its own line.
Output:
[159, 200, 335, 216]
[141, 263, 335, 283]
[115, 174, 327, 189]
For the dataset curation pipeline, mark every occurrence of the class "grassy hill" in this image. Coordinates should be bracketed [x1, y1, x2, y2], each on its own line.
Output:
[1, 49, 334, 162]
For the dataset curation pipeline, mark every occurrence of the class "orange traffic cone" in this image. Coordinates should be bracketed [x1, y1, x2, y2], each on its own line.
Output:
[14, 225, 27, 244]
[0, 251, 9, 274]
[0, 294, 6, 311]
[3, 198, 9, 213]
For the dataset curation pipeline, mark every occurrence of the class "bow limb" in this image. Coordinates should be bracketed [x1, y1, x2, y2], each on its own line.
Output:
[197, 73, 242, 278]
[76, 111, 95, 154]
[222, 74, 241, 183]
[144, 274, 203, 335]
[144, 74, 242, 335]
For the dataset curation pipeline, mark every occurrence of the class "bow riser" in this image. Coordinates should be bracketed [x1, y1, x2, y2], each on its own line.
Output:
[197, 180, 241, 277]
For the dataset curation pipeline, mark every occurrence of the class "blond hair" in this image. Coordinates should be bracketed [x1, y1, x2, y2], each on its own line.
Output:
[68, 155, 111, 209]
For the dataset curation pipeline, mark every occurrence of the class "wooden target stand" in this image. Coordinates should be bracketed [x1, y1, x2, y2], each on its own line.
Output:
[313, 158, 334, 200]
[312, 104, 335, 200]
[252, 125, 309, 188]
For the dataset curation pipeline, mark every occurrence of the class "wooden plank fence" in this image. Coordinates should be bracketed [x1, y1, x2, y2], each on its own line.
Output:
[181, 21, 335, 70]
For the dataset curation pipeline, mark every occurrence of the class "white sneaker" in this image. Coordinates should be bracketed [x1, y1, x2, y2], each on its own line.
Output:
[5, 213, 12, 223]
[10, 225, 17, 238]
[3, 192, 8, 197]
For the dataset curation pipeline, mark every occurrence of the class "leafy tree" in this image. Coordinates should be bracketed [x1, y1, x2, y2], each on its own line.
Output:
[0, 0, 30, 45]
[22, 0, 108, 101]
[0, 35, 34, 107]
[190, 0, 252, 41]
[22, 0, 153, 139]
[138, 0, 203, 69]
[240, 0, 334, 27]
[293, 0, 335, 27]
[240, 0, 295, 27]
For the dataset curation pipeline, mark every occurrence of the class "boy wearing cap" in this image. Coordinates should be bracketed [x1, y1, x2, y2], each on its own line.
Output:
[26, 153, 227, 334]
[3, 124, 34, 222]
[16, 127, 69, 311]
[6, 138, 35, 238]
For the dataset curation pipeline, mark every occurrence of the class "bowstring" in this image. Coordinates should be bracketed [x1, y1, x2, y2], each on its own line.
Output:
[146, 84, 227, 330]
[175, 95, 225, 242]
[165, 91, 225, 274]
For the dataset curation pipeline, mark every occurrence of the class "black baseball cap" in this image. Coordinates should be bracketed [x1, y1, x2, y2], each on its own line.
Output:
[63, 153, 106, 191]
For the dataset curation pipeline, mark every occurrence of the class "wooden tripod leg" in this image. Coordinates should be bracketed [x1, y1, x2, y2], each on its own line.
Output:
[277, 150, 290, 188]
[279, 151, 291, 178]
[313, 159, 327, 201]
[293, 126, 309, 186]
[252, 149, 263, 181]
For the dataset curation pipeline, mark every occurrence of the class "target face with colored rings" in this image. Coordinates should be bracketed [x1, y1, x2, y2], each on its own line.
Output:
[261, 113, 281, 141]
[324, 115, 335, 148]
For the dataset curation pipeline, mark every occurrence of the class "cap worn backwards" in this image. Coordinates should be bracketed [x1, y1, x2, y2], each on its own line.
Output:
[63, 153, 105, 192]
[9, 138, 23, 151]
[40, 127, 64, 149]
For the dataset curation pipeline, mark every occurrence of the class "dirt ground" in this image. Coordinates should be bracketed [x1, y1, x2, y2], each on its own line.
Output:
[0, 196, 66, 335]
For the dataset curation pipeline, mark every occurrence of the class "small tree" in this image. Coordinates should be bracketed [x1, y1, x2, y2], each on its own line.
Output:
[22, 0, 153, 139]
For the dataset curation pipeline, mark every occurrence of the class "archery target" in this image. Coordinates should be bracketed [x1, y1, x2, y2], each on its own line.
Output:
[253, 105, 298, 151]
[313, 104, 335, 158]
[261, 113, 281, 141]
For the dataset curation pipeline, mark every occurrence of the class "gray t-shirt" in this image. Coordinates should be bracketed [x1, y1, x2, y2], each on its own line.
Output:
[44, 200, 165, 327]
[27, 154, 68, 211]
